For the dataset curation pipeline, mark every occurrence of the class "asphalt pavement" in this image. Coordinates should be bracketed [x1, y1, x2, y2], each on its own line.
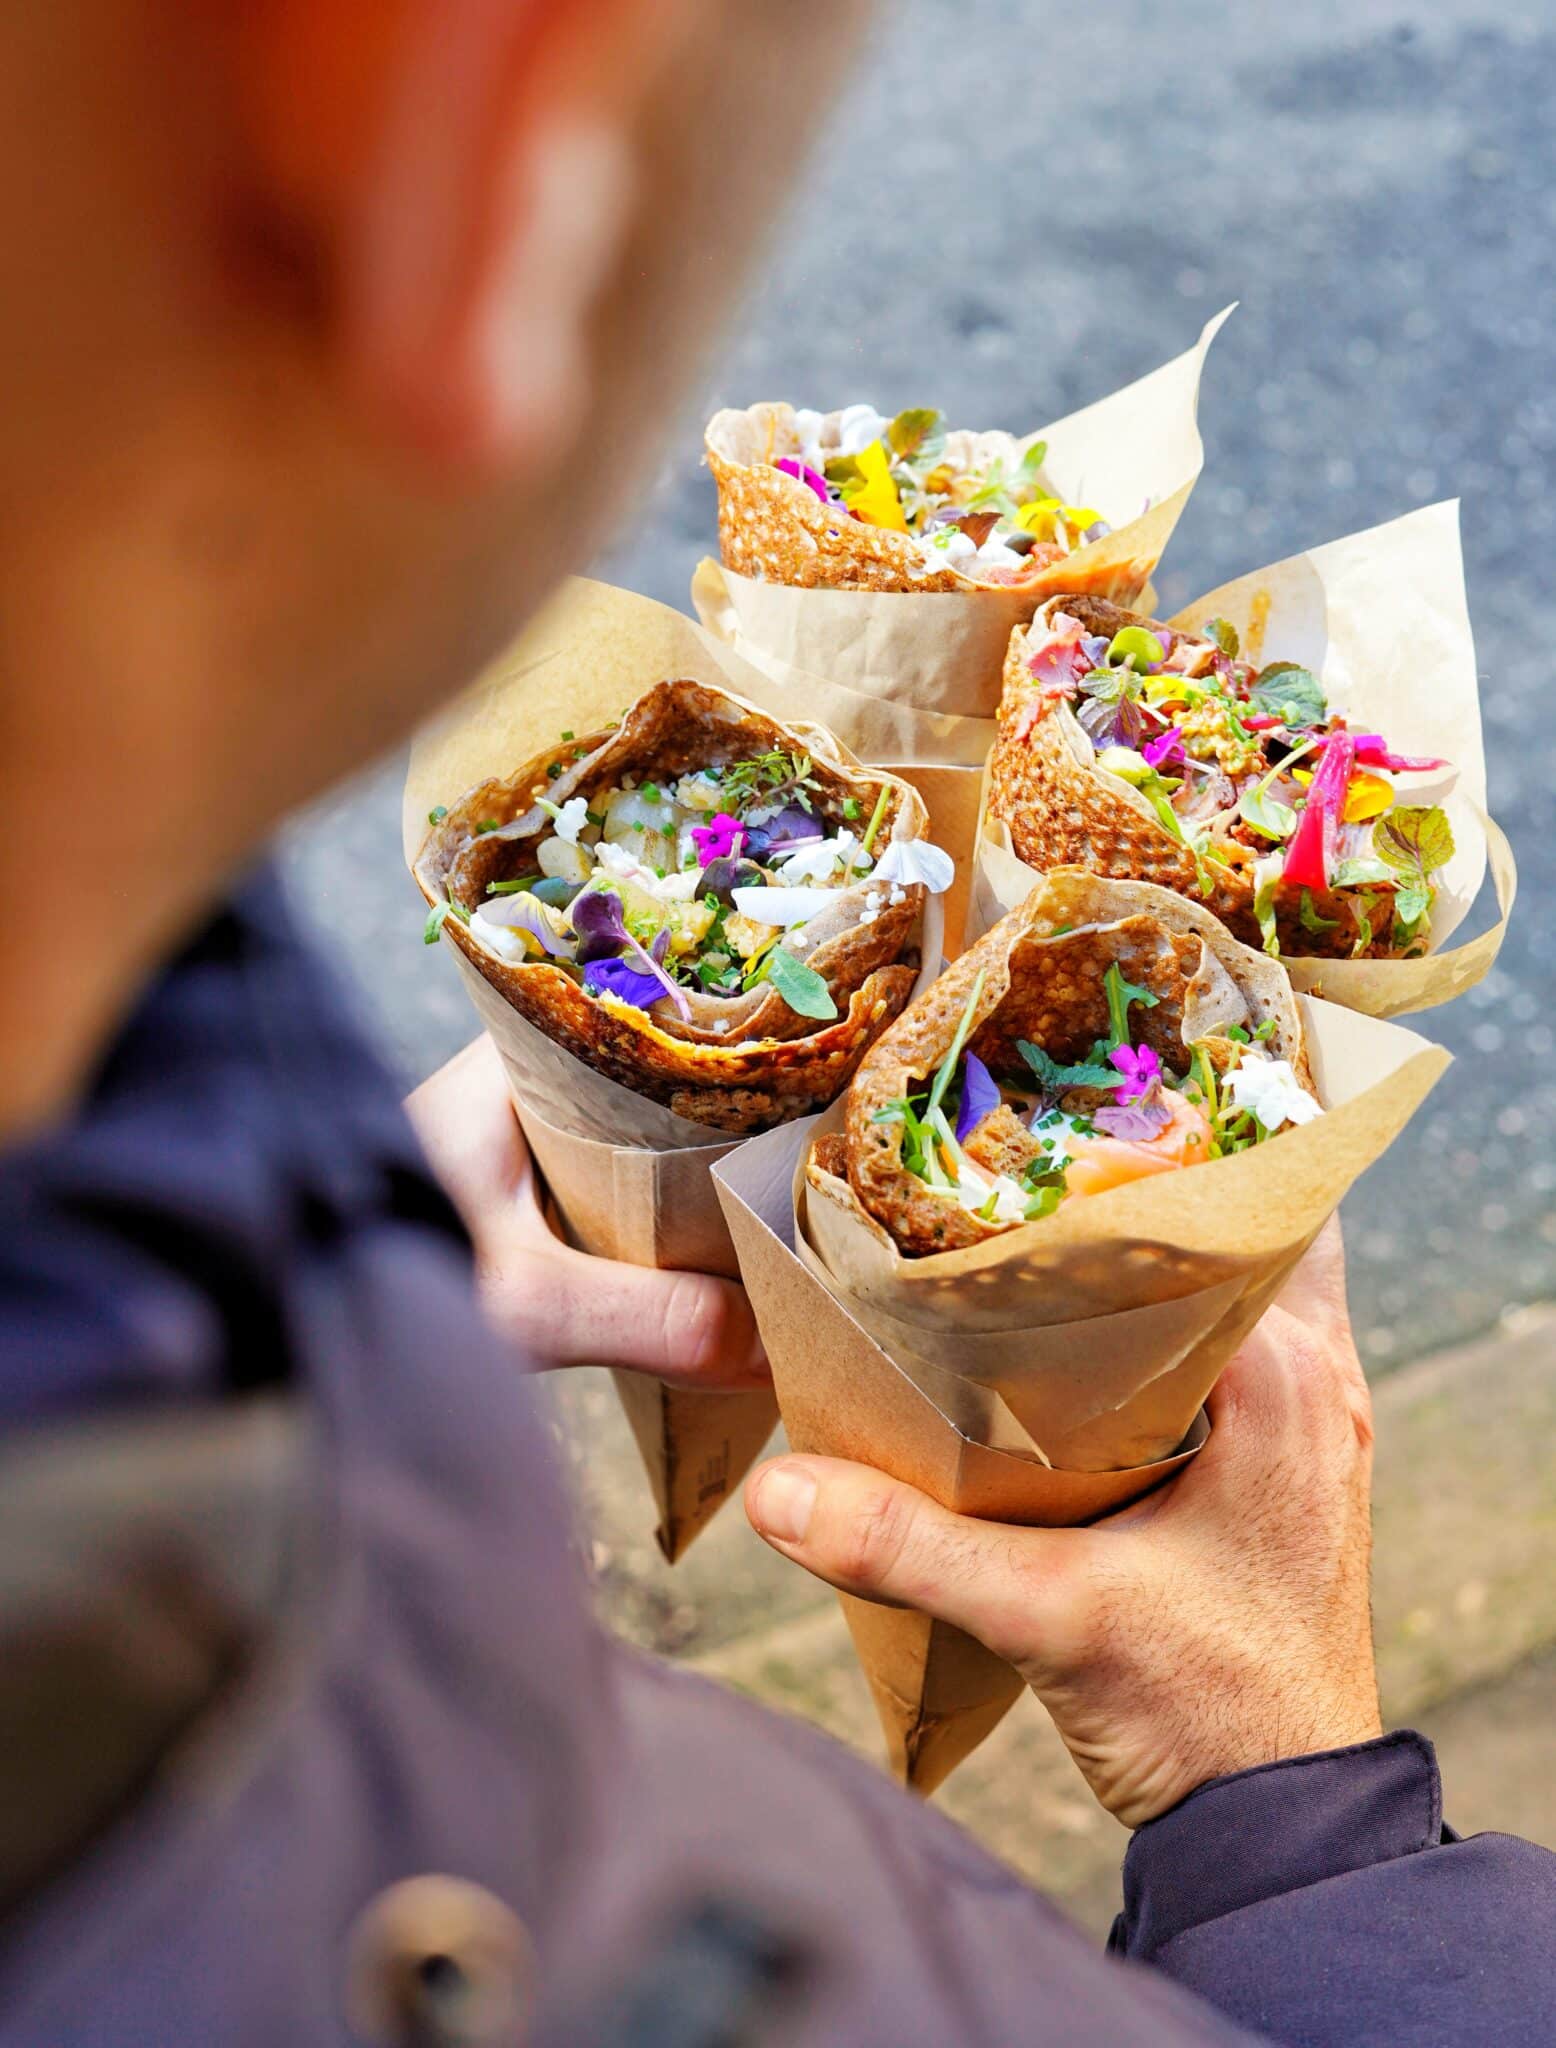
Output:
[282, 0, 1556, 1373]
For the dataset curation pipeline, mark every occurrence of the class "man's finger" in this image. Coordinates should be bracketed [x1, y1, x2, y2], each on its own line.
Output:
[487, 1246, 770, 1390]
[744, 1454, 1082, 1668]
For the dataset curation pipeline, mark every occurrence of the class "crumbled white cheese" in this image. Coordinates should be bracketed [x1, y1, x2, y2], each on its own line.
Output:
[887, 884, 906, 907]
[860, 909, 879, 925]
[551, 796, 590, 845]
[835, 403, 891, 456]
[775, 831, 859, 883]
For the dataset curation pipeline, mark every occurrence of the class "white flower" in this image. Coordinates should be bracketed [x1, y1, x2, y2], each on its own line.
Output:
[792, 408, 826, 467]
[731, 884, 835, 928]
[870, 838, 955, 896]
[1225, 1055, 1324, 1133]
[551, 796, 590, 845]
[835, 403, 891, 456]
[775, 831, 859, 883]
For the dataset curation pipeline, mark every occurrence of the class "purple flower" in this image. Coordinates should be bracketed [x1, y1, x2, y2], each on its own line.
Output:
[1142, 726, 1185, 770]
[1093, 1098, 1173, 1141]
[583, 956, 666, 1010]
[775, 457, 829, 503]
[1109, 1042, 1162, 1105]
[690, 813, 744, 865]
[954, 1051, 1002, 1144]
[571, 890, 692, 1020]
[742, 803, 819, 858]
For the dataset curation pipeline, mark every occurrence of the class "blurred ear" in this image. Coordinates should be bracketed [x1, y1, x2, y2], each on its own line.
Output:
[239, 0, 696, 474]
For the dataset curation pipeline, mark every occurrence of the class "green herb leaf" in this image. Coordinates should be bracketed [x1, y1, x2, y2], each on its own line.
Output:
[1022, 1183, 1065, 1222]
[1298, 888, 1342, 935]
[1372, 804, 1454, 883]
[823, 453, 865, 490]
[1248, 663, 1326, 727]
[427, 805, 448, 825]
[1103, 961, 1159, 1050]
[887, 407, 946, 462]
[486, 878, 537, 895]
[1238, 784, 1298, 841]
[1331, 855, 1393, 889]
[423, 897, 469, 944]
[1253, 858, 1282, 957]
[1017, 1042, 1119, 1092]
[1020, 438, 1049, 475]
[765, 942, 838, 1021]
[842, 796, 860, 820]
[1203, 616, 1240, 659]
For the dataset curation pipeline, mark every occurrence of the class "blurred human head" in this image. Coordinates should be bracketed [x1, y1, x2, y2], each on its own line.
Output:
[0, 0, 866, 1130]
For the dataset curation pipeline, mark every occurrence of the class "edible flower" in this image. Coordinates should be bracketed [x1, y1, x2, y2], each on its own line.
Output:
[775, 831, 862, 883]
[549, 796, 590, 844]
[474, 892, 575, 959]
[1224, 1055, 1323, 1133]
[690, 812, 744, 865]
[583, 955, 668, 1010]
[840, 439, 908, 531]
[729, 884, 836, 928]
[869, 838, 955, 895]
[1282, 731, 1356, 891]
[953, 1051, 1002, 1144]
[1342, 772, 1394, 823]
[1141, 726, 1185, 770]
[570, 889, 692, 1020]
[1109, 1042, 1162, 1105]
[774, 456, 828, 504]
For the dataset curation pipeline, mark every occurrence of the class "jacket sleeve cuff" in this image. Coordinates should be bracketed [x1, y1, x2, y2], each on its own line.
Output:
[1110, 1730, 1446, 1959]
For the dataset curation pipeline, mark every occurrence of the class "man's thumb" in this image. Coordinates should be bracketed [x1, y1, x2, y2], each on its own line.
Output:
[744, 1454, 1065, 1663]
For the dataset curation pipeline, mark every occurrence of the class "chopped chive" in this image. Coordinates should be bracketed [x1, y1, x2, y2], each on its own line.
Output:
[545, 763, 563, 780]
[842, 796, 861, 820]
[476, 818, 500, 834]
[560, 729, 575, 742]
[427, 805, 448, 825]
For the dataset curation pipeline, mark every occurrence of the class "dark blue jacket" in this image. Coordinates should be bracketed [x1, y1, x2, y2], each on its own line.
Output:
[0, 871, 1550, 2046]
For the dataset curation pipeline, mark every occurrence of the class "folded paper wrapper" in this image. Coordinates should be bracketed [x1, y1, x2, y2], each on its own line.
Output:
[402, 579, 944, 1559]
[714, 984, 1448, 1790]
[974, 500, 1517, 1016]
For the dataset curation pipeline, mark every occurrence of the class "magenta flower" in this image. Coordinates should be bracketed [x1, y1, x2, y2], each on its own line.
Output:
[1142, 726, 1185, 770]
[690, 813, 745, 865]
[774, 457, 829, 504]
[1109, 1042, 1161, 1105]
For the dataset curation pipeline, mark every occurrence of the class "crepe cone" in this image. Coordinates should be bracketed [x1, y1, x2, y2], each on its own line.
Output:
[977, 502, 1517, 1015]
[713, 1112, 1212, 1789]
[403, 581, 947, 1557]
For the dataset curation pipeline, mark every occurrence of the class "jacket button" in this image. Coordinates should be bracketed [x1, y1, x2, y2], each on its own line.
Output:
[345, 1876, 532, 2046]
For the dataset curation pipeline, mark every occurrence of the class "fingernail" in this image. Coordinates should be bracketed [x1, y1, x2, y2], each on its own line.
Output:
[751, 1463, 817, 1545]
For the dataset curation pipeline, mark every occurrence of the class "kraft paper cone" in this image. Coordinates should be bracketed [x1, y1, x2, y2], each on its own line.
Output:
[716, 933, 1445, 1784]
[445, 943, 777, 1562]
[691, 309, 1232, 765]
[713, 1114, 1210, 1791]
[975, 501, 1517, 1016]
[404, 586, 950, 1556]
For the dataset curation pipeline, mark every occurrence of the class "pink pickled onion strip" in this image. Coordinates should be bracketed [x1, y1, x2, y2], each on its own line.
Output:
[1283, 732, 1356, 890]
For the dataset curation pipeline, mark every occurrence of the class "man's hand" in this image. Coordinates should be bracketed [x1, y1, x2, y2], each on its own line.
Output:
[406, 1036, 768, 1390]
[744, 1220, 1379, 1826]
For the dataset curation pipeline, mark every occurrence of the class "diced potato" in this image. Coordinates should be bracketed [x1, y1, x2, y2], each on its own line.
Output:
[664, 900, 716, 956]
[536, 836, 592, 885]
[725, 911, 779, 961]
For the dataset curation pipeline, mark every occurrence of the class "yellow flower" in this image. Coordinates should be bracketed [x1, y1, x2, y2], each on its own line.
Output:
[842, 440, 908, 531]
[1343, 772, 1394, 823]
